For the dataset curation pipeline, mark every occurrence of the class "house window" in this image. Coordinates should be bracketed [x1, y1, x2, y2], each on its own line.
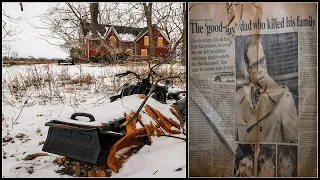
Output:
[141, 49, 147, 56]
[126, 49, 133, 55]
[109, 35, 116, 46]
[157, 37, 163, 47]
[144, 36, 149, 46]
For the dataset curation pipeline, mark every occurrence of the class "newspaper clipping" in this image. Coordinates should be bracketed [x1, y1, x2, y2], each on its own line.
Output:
[189, 3, 317, 177]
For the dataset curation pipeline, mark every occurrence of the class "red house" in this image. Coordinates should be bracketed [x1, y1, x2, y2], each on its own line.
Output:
[81, 23, 171, 59]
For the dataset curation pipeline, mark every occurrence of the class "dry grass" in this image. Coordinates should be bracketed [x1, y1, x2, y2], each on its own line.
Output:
[2, 62, 186, 104]
[57, 68, 72, 82]
[2, 62, 186, 128]
[69, 74, 96, 85]
[6, 65, 56, 101]
[7, 75, 27, 100]
[3, 58, 57, 66]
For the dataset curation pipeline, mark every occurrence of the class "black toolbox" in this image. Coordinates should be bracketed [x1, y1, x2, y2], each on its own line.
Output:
[42, 113, 126, 164]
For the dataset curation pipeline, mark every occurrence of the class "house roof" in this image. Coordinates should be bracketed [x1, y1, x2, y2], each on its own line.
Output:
[104, 26, 138, 42]
[83, 23, 143, 37]
[134, 27, 148, 41]
[105, 24, 144, 37]
[134, 25, 171, 43]
[118, 33, 136, 42]
[83, 23, 170, 43]
[104, 26, 120, 40]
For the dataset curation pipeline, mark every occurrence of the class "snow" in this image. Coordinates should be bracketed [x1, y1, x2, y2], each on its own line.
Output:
[104, 27, 110, 36]
[52, 94, 182, 130]
[62, 95, 180, 124]
[118, 33, 136, 42]
[2, 64, 186, 178]
[2, 63, 185, 80]
[112, 135, 186, 178]
[115, 145, 136, 158]
[105, 27, 110, 32]
[51, 118, 103, 126]
[168, 86, 181, 94]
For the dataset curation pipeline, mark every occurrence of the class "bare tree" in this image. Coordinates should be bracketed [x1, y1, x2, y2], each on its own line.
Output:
[12, 51, 18, 58]
[151, 3, 185, 63]
[2, 6, 25, 58]
[2, 9, 23, 40]
[143, 3, 155, 57]
[89, 3, 99, 38]
[20, 3, 23, 11]
[34, 2, 185, 63]
[2, 43, 11, 58]
[33, 3, 90, 59]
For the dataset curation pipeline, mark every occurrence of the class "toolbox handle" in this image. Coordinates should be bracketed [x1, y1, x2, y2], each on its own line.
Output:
[70, 113, 95, 122]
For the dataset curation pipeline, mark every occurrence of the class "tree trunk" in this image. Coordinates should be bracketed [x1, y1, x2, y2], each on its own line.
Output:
[90, 3, 99, 38]
[143, 3, 155, 57]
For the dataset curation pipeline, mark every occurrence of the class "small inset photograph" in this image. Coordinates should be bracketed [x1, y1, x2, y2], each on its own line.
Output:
[234, 144, 255, 177]
[214, 72, 235, 83]
[257, 144, 276, 177]
[277, 145, 298, 177]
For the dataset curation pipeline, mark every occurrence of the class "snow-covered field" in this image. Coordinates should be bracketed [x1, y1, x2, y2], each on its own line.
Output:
[2, 63, 186, 178]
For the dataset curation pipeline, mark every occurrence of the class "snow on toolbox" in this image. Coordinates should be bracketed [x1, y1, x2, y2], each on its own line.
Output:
[42, 113, 125, 165]
[42, 94, 185, 173]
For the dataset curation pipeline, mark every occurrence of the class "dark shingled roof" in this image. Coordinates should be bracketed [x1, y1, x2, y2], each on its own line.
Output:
[83, 23, 145, 37]
[105, 24, 145, 36]
[82, 23, 169, 43]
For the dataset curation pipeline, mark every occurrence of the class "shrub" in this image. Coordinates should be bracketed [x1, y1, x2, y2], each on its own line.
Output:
[89, 51, 130, 64]
[90, 56, 99, 63]
[69, 74, 96, 85]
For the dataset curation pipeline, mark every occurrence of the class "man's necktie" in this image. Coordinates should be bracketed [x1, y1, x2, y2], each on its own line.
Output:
[252, 88, 260, 109]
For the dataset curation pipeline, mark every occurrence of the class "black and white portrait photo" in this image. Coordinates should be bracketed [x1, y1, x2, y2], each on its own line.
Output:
[257, 144, 276, 177]
[234, 33, 299, 143]
[234, 144, 255, 177]
[277, 145, 298, 177]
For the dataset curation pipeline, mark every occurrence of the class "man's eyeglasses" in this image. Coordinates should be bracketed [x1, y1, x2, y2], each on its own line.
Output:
[247, 56, 267, 73]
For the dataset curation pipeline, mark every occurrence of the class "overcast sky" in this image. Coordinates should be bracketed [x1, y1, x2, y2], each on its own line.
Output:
[2, 2, 183, 59]
[2, 2, 69, 59]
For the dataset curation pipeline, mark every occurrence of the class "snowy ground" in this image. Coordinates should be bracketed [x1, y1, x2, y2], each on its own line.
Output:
[2, 63, 186, 178]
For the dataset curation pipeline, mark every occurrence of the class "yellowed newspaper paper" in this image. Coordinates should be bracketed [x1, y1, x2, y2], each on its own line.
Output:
[189, 2, 317, 177]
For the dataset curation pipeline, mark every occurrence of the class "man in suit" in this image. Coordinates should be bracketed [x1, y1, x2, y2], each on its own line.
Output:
[235, 35, 298, 143]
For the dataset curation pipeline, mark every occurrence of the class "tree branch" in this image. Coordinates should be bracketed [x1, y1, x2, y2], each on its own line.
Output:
[66, 2, 82, 21]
